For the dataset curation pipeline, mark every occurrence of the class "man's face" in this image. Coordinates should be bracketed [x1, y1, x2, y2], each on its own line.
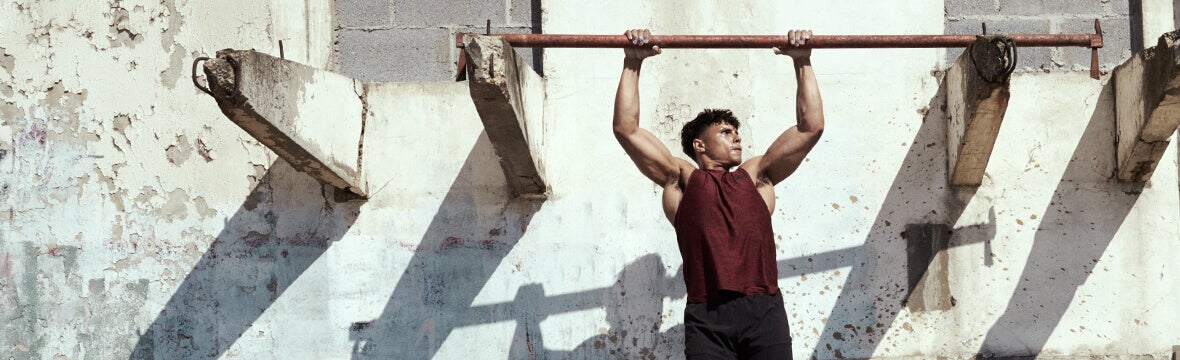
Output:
[694, 122, 742, 167]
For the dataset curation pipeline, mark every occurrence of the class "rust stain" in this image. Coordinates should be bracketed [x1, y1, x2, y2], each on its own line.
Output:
[439, 236, 507, 251]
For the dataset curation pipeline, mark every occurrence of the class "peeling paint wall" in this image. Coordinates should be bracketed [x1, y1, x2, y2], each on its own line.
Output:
[0, 0, 335, 358]
[2, 1, 1179, 359]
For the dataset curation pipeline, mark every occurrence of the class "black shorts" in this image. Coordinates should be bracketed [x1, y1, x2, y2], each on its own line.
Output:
[684, 292, 793, 360]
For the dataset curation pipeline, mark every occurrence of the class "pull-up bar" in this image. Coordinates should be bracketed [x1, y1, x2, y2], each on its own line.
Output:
[456, 19, 1105, 79]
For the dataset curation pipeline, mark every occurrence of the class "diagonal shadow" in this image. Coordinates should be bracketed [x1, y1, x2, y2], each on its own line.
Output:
[130, 160, 361, 359]
[802, 73, 994, 360]
[974, 81, 1142, 358]
[349, 135, 544, 359]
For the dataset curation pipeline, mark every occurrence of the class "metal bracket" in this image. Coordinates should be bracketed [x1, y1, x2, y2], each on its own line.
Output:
[970, 36, 1017, 83]
[1090, 19, 1104, 79]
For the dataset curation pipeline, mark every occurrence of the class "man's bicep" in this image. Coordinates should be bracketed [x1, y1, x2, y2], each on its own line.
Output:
[758, 128, 821, 184]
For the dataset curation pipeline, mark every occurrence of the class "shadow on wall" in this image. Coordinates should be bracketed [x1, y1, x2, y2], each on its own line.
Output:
[129, 160, 361, 359]
[974, 81, 1142, 357]
[508, 254, 686, 359]
[348, 135, 690, 359]
[349, 135, 545, 359]
[799, 72, 998, 360]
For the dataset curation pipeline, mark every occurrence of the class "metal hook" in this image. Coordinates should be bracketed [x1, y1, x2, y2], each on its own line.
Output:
[191, 56, 213, 96]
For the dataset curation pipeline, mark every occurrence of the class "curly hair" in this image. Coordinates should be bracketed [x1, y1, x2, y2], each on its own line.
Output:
[680, 109, 740, 159]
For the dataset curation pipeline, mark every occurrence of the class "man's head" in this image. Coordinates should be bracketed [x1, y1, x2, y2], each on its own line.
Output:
[680, 109, 743, 167]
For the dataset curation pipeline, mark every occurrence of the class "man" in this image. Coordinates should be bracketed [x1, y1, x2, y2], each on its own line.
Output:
[611, 28, 824, 359]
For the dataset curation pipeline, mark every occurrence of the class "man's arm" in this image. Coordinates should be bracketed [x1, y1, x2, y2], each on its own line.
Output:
[613, 29, 689, 186]
[751, 29, 825, 185]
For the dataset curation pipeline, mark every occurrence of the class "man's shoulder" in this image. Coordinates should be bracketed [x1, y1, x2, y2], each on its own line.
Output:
[738, 157, 773, 186]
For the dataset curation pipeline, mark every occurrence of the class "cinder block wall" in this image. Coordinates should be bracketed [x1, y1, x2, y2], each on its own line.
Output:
[945, 0, 1133, 72]
[334, 0, 542, 82]
[5, 1, 1180, 359]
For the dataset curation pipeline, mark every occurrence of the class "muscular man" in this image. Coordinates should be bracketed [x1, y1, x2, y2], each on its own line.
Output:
[612, 28, 824, 359]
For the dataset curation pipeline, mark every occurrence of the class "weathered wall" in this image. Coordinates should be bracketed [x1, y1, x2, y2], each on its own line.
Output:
[2, 0, 1179, 359]
[333, 0, 541, 82]
[944, 0, 1132, 72]
[0, 0, 337, 358]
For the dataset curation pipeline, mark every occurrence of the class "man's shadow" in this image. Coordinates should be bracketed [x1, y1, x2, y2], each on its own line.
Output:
[510, 254, 686, 359]
[130, 160, 361, 359]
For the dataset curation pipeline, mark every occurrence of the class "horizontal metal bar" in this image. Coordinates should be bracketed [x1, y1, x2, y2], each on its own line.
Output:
[455, 20, 1104, 79]
[456, 33, 1103, 49]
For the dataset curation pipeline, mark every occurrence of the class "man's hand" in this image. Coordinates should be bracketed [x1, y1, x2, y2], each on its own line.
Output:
[773, 29, 812, 59]
[624, 29, 662, 60]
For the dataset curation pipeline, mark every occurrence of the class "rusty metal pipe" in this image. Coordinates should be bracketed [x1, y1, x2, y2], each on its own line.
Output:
[455, 33, 1100, 49]
[455, 20, 1105, 79]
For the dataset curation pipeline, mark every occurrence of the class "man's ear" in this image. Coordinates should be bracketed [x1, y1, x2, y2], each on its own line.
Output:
[693, 138, 705, 154]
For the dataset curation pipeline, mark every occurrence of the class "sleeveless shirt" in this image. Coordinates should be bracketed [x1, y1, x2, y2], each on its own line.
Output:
[673, 168, 780, 303]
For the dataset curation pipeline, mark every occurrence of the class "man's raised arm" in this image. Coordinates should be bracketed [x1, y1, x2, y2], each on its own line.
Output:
[612, 29, 685, 186]
[754, 29, 825, 185]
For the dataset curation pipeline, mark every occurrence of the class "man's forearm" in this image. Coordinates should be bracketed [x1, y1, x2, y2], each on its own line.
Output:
[613, 59, 645, 134]
[793, 58, 824, 133]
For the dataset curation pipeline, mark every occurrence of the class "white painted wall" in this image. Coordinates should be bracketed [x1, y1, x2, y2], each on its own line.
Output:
[1, 0, 1177, 359]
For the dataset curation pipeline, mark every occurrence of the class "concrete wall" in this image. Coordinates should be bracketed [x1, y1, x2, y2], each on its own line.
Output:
[0, 0, 336, 358]
[2, 1, 1179, 360]
[945, 0, 1133, 72]
[333, 0, 541, 82]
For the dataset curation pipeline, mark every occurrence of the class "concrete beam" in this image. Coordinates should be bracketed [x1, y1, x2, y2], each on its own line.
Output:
[202, 49, 367, 198]
[1114, 30, 1180, 183]
[462, 35, 548, 198]
[946, 36, 1014, 187]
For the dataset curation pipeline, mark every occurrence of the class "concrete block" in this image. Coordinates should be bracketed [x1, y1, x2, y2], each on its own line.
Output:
[201, 49, 367, 196]
[335, 28, 453, 82]
[510, 0, 540, 27]
[947, 36, 1013, 186]
[1114, 0, 1131, 16]
[1058, 17, 1132, 71]
[335, 0, 392, 28]
[997, 0, 1105, 16]
[462, 35, 548, 198]
[394, 0, 505, 27]
[945, 0, 998, 17]
[946, 18, 1051, 70]
[1113, 30, 1180, 182]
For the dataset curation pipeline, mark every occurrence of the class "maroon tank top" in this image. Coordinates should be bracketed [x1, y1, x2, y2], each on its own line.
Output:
[673, 168, 780, 303]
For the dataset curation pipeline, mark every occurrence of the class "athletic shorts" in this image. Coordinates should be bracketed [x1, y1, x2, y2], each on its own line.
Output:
[683, 292, 793, 360]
